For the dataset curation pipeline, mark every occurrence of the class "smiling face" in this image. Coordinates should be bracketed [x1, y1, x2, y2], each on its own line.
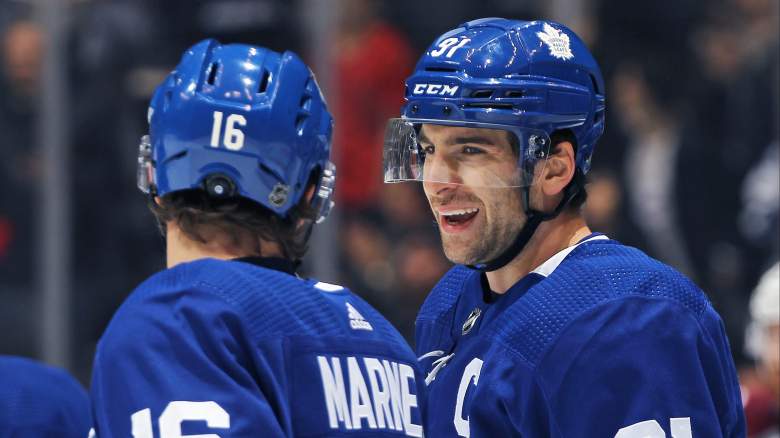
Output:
[419, 124, 527, 265]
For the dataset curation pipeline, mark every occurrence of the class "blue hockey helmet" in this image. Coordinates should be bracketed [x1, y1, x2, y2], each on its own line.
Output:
[383, 18, 605, 188]
[138, 39, 336, 223]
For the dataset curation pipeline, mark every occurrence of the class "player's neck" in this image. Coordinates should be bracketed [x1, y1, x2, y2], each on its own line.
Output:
[165, 222, 284, 269]
[485, 211, 591, 293]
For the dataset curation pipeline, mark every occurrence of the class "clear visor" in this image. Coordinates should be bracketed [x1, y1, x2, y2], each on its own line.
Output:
[382, 119, 550, 188]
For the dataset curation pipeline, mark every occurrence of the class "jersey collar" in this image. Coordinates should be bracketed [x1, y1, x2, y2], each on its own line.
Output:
[232, 256, 298, 275]
[530, 233, 609, 278]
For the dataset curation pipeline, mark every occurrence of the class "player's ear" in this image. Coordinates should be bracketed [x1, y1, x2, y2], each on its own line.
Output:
[540, 140, 575, 198]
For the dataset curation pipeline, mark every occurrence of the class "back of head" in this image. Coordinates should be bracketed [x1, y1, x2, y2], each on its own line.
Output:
[138, 40, 336, 260]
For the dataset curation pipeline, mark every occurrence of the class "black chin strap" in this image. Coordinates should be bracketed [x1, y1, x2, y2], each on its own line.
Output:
[468, 175, 582, 272]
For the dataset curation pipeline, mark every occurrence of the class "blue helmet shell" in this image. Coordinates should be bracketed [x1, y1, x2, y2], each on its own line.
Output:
[402, 18, 605, 174]
[144, 39, 335, 218]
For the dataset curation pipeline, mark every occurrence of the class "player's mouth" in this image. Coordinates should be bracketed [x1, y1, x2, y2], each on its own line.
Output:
[438, 207, 480, 233]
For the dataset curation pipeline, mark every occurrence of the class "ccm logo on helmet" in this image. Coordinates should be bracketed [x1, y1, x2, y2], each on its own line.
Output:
[412, 83, 459, 96]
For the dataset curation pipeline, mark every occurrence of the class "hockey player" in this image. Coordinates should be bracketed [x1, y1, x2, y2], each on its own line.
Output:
[382, 18, 745, 437]
[91, 40, 425, 437]
[0, 355, 91, 437]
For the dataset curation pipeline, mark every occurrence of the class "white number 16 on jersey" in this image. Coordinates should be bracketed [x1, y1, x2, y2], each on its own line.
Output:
[616, 418, 692, 438]
[131, 401, 230, 438]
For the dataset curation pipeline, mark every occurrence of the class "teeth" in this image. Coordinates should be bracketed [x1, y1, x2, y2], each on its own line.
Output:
[440, 208, 479, 217]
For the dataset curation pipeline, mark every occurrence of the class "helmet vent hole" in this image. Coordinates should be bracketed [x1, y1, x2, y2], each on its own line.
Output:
[305, 77, 317, 93]
[259, 163, 277, 178]
[463, 102, 513, 110]
[300, 95, 312, 111]
[206, 62, 219, 85]
[425, 67, 456, 72]
[295, 114, 307, 135]
[504, 90, 524, 98]
[163, 91, 172, 111]
[257, 70, 270, 94]
[470, 89, 493, 98]
[589, 73, 600, 94]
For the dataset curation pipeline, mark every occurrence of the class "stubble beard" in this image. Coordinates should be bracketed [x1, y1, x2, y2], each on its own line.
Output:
[440, 217, 523, 266]
[437, 191, 525, 266]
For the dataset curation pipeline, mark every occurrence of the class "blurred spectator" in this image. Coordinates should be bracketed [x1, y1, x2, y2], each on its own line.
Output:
[582, 170, 622, 236]
[741, 262, 780, 437]
[0, 19, 42, 285]
[391, 234, 449, 340]
[341, 214, 395, 299]
[379, 182, 434, 237]
[332, 0, 413, 211]
[740, 141, 780, 258]
[0, 16, 43, 357]
[610, 60, 695, 278]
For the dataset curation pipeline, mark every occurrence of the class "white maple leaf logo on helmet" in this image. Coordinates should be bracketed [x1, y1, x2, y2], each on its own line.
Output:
[536, 23, 574, 60]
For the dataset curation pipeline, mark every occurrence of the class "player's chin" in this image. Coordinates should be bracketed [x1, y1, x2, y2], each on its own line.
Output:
[440, 238, 481, 266]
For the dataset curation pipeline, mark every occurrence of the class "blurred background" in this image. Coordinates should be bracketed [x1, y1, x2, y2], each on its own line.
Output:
[0, 0, 777, 432]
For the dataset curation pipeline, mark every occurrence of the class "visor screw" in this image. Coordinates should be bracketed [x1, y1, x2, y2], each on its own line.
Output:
[411, 105, 419, 114]
[443, 106, 452, 115]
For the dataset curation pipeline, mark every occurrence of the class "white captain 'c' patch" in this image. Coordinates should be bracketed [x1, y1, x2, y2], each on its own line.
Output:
[346, 302, 373, 331]
[536, 23, 574, 60]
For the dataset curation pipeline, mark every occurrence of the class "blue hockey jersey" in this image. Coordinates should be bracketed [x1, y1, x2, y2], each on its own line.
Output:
[416, 235, 746, 437]
[91, 257, 426, 437]
[0, 355, 92, 438]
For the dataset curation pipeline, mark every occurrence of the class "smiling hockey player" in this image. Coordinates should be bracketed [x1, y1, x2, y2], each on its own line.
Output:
[383, 18, 745, 437]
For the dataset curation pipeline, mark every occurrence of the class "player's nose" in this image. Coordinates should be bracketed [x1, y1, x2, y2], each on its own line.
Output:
[423, 178, 461, 199]
[422, 154, 462, 195]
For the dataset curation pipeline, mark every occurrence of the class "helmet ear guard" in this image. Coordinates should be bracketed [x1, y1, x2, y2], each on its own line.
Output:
[311, 161, 336, 224]
[137, 135, 156, 195]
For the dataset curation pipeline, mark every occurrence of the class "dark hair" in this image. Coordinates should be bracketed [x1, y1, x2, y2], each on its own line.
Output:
[550, 129, 588, 210]
[149, 188, 317, 261]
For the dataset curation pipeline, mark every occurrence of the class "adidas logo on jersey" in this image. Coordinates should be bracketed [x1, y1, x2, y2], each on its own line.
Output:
[346, 302, 373, 331]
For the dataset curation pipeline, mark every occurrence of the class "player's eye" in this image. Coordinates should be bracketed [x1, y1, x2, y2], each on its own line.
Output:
[420, 144, 435, 155]
[461, 145, 485, 155]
